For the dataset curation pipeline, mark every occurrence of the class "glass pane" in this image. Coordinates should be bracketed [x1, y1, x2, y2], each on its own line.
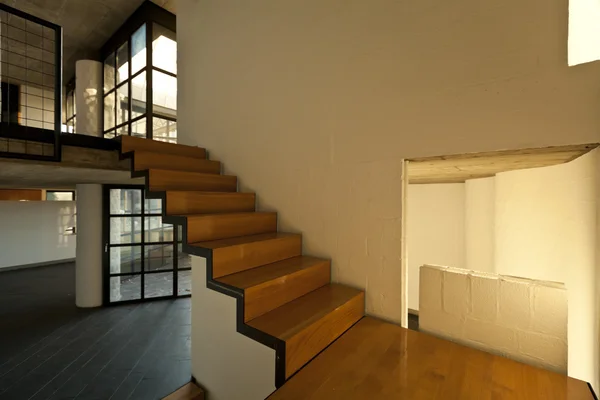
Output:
[105, 130, 116, 139]
[178, 270, 191, 296]
[131, 72, 146, 119]
[109, 188, 142, 214]
[152, 23, 176, 74]
[104, 92, 115, 130]
[116, 84, 129, 125]
[152, 70, 176, 118]
[110, 217, 142, 244]
[152, 118, 177, 143]
[178, 244, 191, 269]
[178, 226, 183, 242]
[145, 216, 173, 242]
[145, 244, 174, 271]
[145, 198, 162, 214]
[104, 53, 115, 93]
[145, 272, 173, 298]
[132, 117, 146, 138]
[116, 42, 129, 85]
[66, 91, 73, 119]
[109, 246, 142, 274]
[46, 191, 73, 201]
[116, 124, 128, 136]
[131, 24, 146, 75]
[110, 275, 141, 302]
[73, 91, 76, 115]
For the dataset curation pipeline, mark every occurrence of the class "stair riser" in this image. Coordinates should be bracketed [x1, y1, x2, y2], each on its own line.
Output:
[244, 261, 331, 322]
[166, 192, 255, 215]
[134, 153, 221, 174]
[212, 235, 302, 278]
[285, 292, 365, 379]
[148, 171, 237, 192]
[187, 214, 277, 243]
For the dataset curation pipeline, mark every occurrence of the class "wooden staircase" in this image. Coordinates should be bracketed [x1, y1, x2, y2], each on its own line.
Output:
[120, 136, 365, 387]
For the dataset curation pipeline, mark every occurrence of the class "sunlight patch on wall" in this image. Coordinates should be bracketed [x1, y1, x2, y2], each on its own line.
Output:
[568, 0, 600, 66]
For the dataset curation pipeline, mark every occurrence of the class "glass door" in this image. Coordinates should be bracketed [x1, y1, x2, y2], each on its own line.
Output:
[103, 185, 191, 304]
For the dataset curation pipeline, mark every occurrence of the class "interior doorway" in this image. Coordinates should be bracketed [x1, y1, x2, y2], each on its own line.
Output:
[102, 185, 191, 304]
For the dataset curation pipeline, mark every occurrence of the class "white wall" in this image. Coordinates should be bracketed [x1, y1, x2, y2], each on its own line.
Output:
[178, 0, 600, 324]
[465, 178, 495, 271]
[178, 0, 600, 394]
[494, 149, 598, 388]
[407, 184, 465, 311]
[191, 256, 276, 400]
[420, 265, 568, 374]
[0, 201, 76, 269]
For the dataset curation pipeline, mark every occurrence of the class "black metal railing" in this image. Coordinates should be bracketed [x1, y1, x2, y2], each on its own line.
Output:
[0, 3, 62, 161]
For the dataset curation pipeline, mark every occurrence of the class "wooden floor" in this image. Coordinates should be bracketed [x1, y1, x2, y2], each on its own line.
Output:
[269, 317, 595, 400]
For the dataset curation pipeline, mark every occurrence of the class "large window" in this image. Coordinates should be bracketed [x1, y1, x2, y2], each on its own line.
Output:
[63, 84, 75, 133]
[104, 186, 191, 304]
[102, 21, 177, 143]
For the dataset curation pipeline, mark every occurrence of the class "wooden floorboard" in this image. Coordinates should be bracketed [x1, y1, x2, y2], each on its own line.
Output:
[0, 263, 191, 400]
[269, 317, 594, 400]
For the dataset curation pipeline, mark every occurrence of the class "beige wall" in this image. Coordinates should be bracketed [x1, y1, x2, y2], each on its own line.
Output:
[465, 177, 495, 272]
[420, 265, 568, 373]
[407, 183, 465, 311]
[178, 0, 600, 324]
[494, 149, 598, 388]
[191, 257, 276, 400]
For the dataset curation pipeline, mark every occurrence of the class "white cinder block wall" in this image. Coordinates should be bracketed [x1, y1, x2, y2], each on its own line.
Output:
[178, 0, 600, 397]
[420, 265, 568, 373]
[494, 149, 598, 387]
[407, 184, 465, 311]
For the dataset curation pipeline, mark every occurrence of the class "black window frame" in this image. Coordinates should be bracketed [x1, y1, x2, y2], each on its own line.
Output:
[100, 2, 177, 143]
[102, 184, 191, 305]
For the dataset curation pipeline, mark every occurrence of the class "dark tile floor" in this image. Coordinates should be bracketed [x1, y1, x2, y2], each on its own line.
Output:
[0, 263, 191, 400]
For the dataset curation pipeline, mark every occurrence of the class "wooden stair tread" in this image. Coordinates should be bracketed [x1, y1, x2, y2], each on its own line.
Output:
[133, 151, 221, 174]
[191, 232, 303, 279]
[165, 191, 255, 215]
[216, 256, 328, 289]
[247, 284, 363, 340]
[185, 212, 278, 243]
[148, 169, 237, 192]
[191, 232, 299, 250]
[121, 135, 206, 159]
[162, 382, 204, 400]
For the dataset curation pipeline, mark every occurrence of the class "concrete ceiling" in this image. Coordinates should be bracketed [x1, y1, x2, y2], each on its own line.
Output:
[407, 144, 598, 184]
[0, 0, 176, 80]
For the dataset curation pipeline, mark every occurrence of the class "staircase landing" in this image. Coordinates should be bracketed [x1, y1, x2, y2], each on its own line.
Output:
[269, 317, 595, 400]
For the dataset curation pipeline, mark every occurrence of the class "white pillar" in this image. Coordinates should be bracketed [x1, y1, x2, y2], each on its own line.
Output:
[75, 60, 103, 137]
[76, 184, 103, 307]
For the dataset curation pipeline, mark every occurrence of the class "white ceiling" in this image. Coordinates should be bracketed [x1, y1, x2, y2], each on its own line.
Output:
[0, 0, 176, 80]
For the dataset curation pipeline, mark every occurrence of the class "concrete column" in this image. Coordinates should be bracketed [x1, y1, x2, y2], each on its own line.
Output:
[75, 184, 103, 307]
[75, 60, 103, 137]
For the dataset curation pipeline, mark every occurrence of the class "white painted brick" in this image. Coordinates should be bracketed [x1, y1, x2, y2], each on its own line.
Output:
[464, 317, 516, 352]
[498, 277, 531, 330]
[443, 269, 470, 316]
[420, 309, 464, 339]
[516, 331, 567, 373]
[531, 285, 567, 339]
[469, 273, 498, 322]
[419, 266, 443, 312]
